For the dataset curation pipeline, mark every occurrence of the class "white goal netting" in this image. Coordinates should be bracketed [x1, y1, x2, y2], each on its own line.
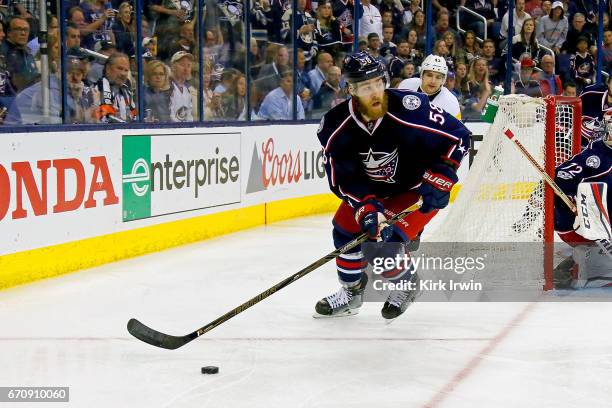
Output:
[426, 95, 579, 290]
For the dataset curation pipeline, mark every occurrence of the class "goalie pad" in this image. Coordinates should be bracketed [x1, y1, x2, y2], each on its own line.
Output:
[571, 245, 612, 289]
[574, 182, 611, 241]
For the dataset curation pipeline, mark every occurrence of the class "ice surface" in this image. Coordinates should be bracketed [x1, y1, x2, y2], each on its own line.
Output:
[1, 214, 611, 407]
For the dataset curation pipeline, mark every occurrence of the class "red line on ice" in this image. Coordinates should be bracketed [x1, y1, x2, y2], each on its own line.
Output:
[423, 302, 537, 408]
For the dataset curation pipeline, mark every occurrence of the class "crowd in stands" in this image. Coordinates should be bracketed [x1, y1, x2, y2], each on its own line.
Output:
[0, 0, 611, 124]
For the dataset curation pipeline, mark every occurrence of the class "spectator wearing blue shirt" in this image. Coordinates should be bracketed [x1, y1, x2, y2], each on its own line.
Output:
[259, 68, 305, 120]
[308, 52, 334, 95]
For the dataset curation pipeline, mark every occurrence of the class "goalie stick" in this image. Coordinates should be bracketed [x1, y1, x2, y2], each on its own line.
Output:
[127, 198, 423, 350]
[503, 128, 612, 261]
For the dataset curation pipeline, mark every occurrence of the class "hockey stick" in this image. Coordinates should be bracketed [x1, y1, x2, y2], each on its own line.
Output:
[127, 198, 423, 350]
[503, 128, 612, 259]
[504, 128, 576, 212]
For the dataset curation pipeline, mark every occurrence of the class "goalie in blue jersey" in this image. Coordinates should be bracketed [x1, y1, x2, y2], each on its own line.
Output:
[553, 113, 612, 289]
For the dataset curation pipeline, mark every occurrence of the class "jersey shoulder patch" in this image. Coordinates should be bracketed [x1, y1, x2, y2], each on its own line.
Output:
[585, 154, 601, 169]
[385, 88, 471, 152]
[401, 93, 423, 110]
[386, 88, 429, 115]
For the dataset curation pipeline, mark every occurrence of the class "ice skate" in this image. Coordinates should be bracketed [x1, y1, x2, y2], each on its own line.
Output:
[381, 273, 421, 322]
[314, 274, 368, 318]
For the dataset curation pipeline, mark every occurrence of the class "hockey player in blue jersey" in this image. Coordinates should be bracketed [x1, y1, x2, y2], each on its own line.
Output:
[314, 51, 471, 319]
[554, 114, 611, 288]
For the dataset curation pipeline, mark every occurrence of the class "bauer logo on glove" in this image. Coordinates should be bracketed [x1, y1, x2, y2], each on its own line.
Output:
[418, 164, 458, 213]
[422, 171, 454, 192]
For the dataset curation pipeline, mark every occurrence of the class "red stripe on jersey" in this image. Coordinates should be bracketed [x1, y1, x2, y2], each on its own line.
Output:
[339, 185, 364, 204]
[324, 116, 352, 153]
[445, 144, 461, 167]
[386, 112, 460, 142]
[584, 167, 612, 182]
[329, 156, 337, 186]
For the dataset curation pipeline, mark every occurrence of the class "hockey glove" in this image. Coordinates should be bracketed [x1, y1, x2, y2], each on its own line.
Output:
[354, 199, 394, 241]
[418, 164, 458, 213]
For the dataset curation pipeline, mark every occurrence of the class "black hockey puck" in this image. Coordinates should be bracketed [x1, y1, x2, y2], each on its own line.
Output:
[201, 366, 219, 374]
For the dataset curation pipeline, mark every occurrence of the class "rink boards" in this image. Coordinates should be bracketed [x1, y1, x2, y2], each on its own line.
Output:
[0, 122, 489, 289]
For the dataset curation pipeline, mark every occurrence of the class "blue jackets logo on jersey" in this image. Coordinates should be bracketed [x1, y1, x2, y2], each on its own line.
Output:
[586, 155, 601, 169]
[360, 148, 399, 183]
[402, 95, 421, 110]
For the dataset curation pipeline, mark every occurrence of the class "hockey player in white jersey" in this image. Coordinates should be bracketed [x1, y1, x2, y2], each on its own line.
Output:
[398, 55, 462, 119]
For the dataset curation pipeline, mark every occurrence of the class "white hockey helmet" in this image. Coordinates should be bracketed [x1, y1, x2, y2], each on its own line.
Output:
[420, 55, 448, 82]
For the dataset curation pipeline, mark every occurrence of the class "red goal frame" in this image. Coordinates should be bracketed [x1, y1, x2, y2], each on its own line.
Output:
[543, 95, 582, 290]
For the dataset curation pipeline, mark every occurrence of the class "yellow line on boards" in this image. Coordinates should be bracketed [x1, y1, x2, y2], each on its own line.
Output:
[1, 186, 480, 291]
[0, 194, 341, 290]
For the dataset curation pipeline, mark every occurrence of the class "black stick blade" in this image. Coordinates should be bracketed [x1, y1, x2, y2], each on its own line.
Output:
[127, 318, 191, 350]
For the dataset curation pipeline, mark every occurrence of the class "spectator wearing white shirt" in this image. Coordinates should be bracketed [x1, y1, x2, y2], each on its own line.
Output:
[500, 0, 531, 39]
[169, 51, 196, 122]
[360, 0, 383, 39]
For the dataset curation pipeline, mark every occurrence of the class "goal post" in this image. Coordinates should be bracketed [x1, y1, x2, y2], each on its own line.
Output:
[543, 96, 582, 289]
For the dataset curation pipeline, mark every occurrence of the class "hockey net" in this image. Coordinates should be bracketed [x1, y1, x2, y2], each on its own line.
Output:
[428, 95, 581, 290]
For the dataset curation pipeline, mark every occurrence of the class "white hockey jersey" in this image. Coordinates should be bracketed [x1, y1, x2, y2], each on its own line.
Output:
[169, 81, 194, 122]
[398, 78, 461, 119]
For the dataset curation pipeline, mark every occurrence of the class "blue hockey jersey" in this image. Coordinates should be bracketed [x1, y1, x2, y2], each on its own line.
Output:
[554, 139, 612, 232]
[317, 89, 471, 208]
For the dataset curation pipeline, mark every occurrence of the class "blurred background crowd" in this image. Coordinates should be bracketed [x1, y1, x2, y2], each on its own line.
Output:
[0, 0, 610, 125]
